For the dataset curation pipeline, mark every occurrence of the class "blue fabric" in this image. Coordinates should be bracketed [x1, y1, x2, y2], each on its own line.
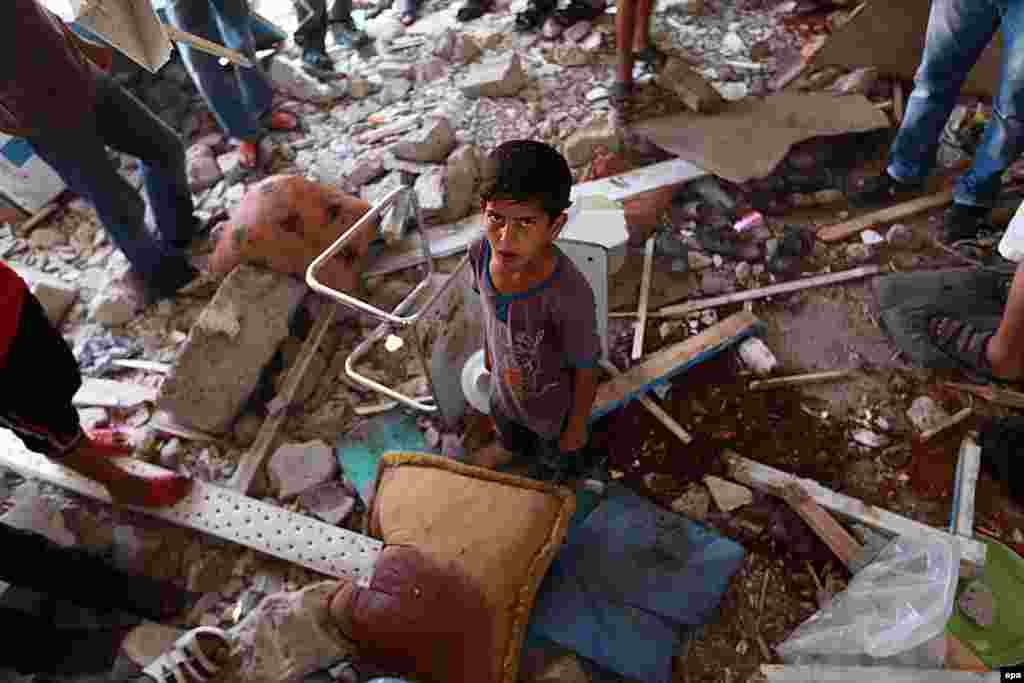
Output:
[164, 0, 273, 141]
[528, 483, 746, 683]
[888, 0, 1024, 207]
[334, 411, 434, 501]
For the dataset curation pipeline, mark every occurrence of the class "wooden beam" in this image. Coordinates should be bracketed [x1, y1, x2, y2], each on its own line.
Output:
[631, 236, 656, 360]
[761, 664, 996, 681]
[655, 266, 880, 317]
[749, 369, 853, 391]
[723, 451, 987, 571]
[18, 203, 60, 236]
[592, 311, 763, 419]
[945, 382, 1024, 410]
[599, 360, 692, 444]
[230, 304, 337, 495]
[817, 190, 954, 242]
[951, 437, 981, 537]
[893, 80, 905, 125]
[919, 406, 973, 442]
[164, 25, 253, 67]
[781, 482, 863, 571]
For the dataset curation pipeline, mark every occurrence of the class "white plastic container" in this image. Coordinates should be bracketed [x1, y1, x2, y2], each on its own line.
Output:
[998, 201, 1024, 262]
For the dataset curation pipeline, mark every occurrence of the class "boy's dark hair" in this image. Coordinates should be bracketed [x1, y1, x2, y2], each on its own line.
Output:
[481, 140, 573, 217]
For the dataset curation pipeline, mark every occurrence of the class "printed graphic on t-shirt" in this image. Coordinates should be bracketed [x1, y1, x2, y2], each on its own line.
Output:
[499, 327, 560, 404]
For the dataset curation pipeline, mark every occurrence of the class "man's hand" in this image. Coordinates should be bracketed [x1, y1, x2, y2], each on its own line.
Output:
[559, 419, 589, 454]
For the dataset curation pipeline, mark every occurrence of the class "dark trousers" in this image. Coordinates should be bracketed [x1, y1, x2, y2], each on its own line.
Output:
[0, 524, 185, 675]
[293, 0, 352, 48]
[26, 75, 196, 295]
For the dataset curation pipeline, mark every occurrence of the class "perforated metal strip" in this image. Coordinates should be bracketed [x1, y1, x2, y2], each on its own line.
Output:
[0, 430, 381, 586]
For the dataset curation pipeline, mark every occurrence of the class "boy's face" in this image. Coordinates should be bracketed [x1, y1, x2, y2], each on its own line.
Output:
[481, 198, 567, 273]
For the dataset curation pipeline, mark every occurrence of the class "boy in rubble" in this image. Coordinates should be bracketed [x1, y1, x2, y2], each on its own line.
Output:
[469, 140, 601, 481]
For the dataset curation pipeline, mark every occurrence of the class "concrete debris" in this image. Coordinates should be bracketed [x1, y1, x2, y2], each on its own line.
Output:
[414, 167, 447, 223]
[441, 433, 465, 460]
[434, 29, 482, 65]
[89, 288, 138, 327]
[688, 250, 714, 271]
[29, 228, 66, 249]
[158, 265, 307, 434]
[297, 481, 355, 525]
[547, 45, 592, 66]
[393, 117, 456, 163]
[738, 337, 778, 377]
[460, 53, 528, 98]
[233, 412, 264, 447]
[344, 154, 386, 188]
[348, 77, 373, 99]
[230, 582, 357, 683]
[268, 440, 339, 500]
[267, 57, 349, 104]
[414, 57, 448, 83]
[658, 57, 726, 113]
[885, 223, 921, 249]
[563, 21, 593, 43]
[542, 17, 564, 39]
[906, 396, 951, 433]
[275, 348, 327, 407]
[844, 242, 874, 264]
[217, 151, 245, 185]
[581, 31, 602, 51]
[16, 267, 78, 326]
[536, 653, 590, 683]
[1, 484, 76, 546]
[377, 77, 412, 105]
[424, 425, 442, 448]
[187, 144, 223, 193]
[563, 113, 621, 167]
[444, 144, 480, 222]
[159, 437, 184, 470]
[704, 474, 753, 512]
[851, 428, 889, 449]
[671, 484, 711, 520]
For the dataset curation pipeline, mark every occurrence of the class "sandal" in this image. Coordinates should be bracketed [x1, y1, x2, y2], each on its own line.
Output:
[634, 44, 666, 69]
[515, 0, 556, 32]
[928, 316, 1001, 382]
[553, 0, 604, 25]
[262, 109, 300, 132]
[400, 10, 417, 25]
[457, 0, 491, 21]
[142, 626, 231, 683]
[301, 47, 334, 74]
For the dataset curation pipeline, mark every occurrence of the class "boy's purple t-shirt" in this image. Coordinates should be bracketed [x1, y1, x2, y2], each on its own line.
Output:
[469, 239, 601, 440]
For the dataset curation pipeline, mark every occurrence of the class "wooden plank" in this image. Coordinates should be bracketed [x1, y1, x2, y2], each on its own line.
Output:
[817, 190, 954, 242]
[762, 664, 997, 681]
[598, 360, 692, 444]
[944, 382, 1024, 410]
[951, 437, 981, 537]
[164, 25, 252, 67]
[592, 311, 763, 419]
[749, 369, 854, 391]
[781, 482, 863, 570]
[723, 452, 987, 571]
[230, 305, 337, 494]
[632, 236, 655, 361]
[73, 378, 157, 409]
[18, 203, 60, 235]
[656, 266, 880, 317]
[893, 80, 905, 125]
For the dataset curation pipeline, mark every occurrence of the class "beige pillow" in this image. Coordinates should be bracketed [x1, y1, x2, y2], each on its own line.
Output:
[367, 452, 575, 683]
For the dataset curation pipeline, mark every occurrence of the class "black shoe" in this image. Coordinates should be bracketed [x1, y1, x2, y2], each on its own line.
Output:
[301, 47, 334, 73]
[943, 202, 990, 243]
[330, 18, 370, 48]
[846, 172, 924, 208]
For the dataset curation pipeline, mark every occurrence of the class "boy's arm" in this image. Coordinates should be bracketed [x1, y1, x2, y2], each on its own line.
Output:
[560, 366, 599, 453]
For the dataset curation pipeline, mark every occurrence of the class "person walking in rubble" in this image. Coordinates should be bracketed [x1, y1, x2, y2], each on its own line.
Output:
[165, 0, 301, 169]
[292, 0, 370, 71]
[0, 0, 200, 304]
[846, 0, 1024, 243]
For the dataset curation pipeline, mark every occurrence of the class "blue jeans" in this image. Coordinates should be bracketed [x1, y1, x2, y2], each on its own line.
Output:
[888, 0, 1024, 208]
[27, 76, 196, 294]
[165, 0, 273, 141]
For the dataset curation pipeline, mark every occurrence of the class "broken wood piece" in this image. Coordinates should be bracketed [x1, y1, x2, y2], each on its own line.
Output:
[782, 482, 864, 571]
[658, 266, 880, 317]
[894, 80, 905, 124]
[919, 406, 973, 442]
[163, 25, 252, 67]
[150, 410, 218, 442]
[817, 190, 955, 242]
[230, 304, 337, 495]
[19, 202, 60, 236]
[723, 451, 987, 571]
[749, 369, 853, 391]
[945, 382, 1024, 410]
[598, 360, 692, 444]
[951, 437, 981, 538]
[111, 359, 172, 374]
[705, 473, 753, 512]
[72, 378, 157, 409]
[592, 311, 764, 419]
[632, 236, 656, 361]
[761, 664, 996, 681]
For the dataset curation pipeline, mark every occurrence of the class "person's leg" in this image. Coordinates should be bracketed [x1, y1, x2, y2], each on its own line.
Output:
[395, 0, 418, 24]
[631, 0, 662, 65]
[93, 76, 196, 251]
[615, 0, 637, 93]
[26, 123, 195, 297]
[294, 0, 328, 50]
[954, 2, 1024, 209]
[986, 262, 1024, 379]
[210, 0, 275, 122]
[165, 0, 264, 143]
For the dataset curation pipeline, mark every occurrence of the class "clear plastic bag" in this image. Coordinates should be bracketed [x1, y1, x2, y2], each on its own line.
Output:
[777, 535, 960, 668]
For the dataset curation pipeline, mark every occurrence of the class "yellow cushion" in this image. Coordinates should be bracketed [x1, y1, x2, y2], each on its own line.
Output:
[367, 452, 575, 683]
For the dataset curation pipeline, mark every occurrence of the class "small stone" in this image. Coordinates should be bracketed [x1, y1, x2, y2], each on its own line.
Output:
[541, 17, 564, 39]
[671, 484, 711, 520]
[860, 229, 884, 245]
[29, 228, 66, 249]
[701, 272, 732, 295]
[160, 438, 183, 470]
[885, 223, 919, 249]
[297, 481, 355, 525]
[738, 337, 778, 376]
[393, 117, 456, 163]
[563, 21, 592, 43]
[424, 425, 441, 448]
[735, 261, 752, 283]
[345, 154, 386, 187]
[765, 238, 780, 262]
[268, 440, 339, 500]
[845, 243, 874, 264]
[187, 145, 223, 193]
[234, 412, 263, 446]
[378, 77, 412, 104]
[217, 151, 244, 184]
[444, 144, 480, 222]
[414, 167, 446, 222]
[414, 57, 448, 83]
[851, 429, 889, 449]
[580, 31, 602, 51]
[585, 86, 610, 102]
[712, 254, 724, 268]
[704, 474, 753, 512]
[89, 290, 137, 327]
[548, 45, 591, 66]
[349, 77, 373, 99]
[722, 32, 745, 55]
[460, 53, 528, 98]
[562, 113, 620, 167]
[688, 250, 712, 272]
[717, 81, 748, 101]
[535, 653, 589, 683]
[906, 396, 951, 433]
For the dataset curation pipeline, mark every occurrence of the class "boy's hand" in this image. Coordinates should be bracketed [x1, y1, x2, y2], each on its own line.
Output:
[559, 420, 589, 454]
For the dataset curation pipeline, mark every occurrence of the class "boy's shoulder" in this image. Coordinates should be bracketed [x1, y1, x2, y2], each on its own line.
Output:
[552, 246, 596, 299]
